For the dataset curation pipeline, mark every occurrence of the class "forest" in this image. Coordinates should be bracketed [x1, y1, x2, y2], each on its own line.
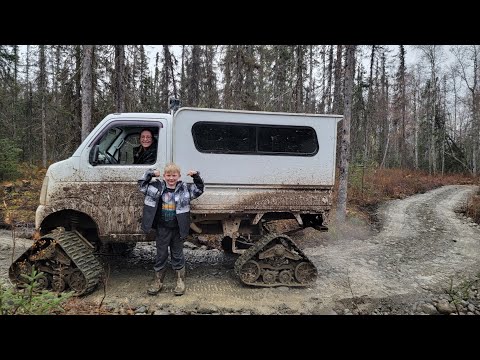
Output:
[2, 44, 480, 316]
[0, 44, 478, 181]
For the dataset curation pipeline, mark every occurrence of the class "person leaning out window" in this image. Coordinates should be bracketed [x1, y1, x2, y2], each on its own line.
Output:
[134, 129, 157, 164]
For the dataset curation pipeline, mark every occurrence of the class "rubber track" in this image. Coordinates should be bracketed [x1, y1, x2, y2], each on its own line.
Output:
[234, 233, 317, 287]
[45, 228, 104, 296]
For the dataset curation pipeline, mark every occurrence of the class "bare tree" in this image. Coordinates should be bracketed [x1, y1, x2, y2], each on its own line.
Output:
[326, 45, 334, 113]
[38, 45, 47, 168]
[203, 45, 219, 108]
[293, 45, 305, 112]
[180, 45, 186, 103]
[24, 45, 34, 164]
[337, 45, 356, 222]
[74, 46, 82, 131]
[185, 45, 201, 107]
[12, 45, 18, 140]
[81, 45, 93, 142]
[416, 45, 444, 175]
[159, 45, 177, 111]
[114, 45, 125, 113]
[305, 45, 315, 113]
[222, 45, 233, 109]
[412, 64, 421, 170]
[271, 45, 292, 112]
[242, 45, 257, 110]
[363, 45, 376, 167]
[332, 45, 343, 114]
[451, 45, 479, 175]
[397, 45, 407, 167]
[378, 52, 390, 168]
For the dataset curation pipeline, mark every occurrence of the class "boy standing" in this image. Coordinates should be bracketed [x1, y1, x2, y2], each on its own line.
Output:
[138, 163, 204, 296]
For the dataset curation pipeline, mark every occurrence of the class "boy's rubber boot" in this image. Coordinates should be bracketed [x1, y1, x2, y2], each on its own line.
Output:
[174, 267, 186, 296]
[147, 268, 167, 295]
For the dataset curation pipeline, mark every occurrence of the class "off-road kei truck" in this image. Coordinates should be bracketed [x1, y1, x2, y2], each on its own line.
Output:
[9, 107, 342, 295]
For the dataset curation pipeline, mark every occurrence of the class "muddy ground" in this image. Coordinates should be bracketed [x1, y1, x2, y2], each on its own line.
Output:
[1, 185, 480, 315]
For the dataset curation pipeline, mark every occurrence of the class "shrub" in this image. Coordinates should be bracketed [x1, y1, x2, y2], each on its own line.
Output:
[466, 194, 480, 224]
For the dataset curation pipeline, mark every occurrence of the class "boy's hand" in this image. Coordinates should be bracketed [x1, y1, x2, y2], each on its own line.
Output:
[187, 170, 198, 177]
[153, 170, 161, 177]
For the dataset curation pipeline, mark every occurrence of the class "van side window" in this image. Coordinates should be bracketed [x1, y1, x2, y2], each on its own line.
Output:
[193, 123, 256, 153]
[258, 126, 318, 154]
[192, 122, 318, 156]
[90, 125, 160, 165]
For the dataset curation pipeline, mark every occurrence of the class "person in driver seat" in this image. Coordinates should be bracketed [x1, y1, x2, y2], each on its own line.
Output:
[133, 129, 157, 164]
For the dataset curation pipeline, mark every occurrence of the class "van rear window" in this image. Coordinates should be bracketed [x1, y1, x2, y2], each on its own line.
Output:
[192, 122, 318, 156]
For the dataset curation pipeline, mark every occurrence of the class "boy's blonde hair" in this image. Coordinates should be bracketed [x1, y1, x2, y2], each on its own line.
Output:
[164, 162, 181, 175]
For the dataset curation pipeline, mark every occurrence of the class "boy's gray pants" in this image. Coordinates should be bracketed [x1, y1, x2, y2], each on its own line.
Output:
[154, 225, 185, 272]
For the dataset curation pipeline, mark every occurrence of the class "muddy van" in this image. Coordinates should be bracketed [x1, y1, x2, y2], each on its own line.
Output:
[10, 107, 342, 294]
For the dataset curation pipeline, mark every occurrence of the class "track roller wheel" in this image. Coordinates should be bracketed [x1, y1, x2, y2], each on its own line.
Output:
[278, 269, 293, 284]
[67, 269, 87, 293]
[239, 260, 261, 283]
[294, 262, 317, 284]
[35, 273, 51, 290]
[52, 275, 66, 292]
[262, 270, 277, 284]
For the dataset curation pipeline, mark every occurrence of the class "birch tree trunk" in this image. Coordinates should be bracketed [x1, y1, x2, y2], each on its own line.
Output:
[399, 45, 406, 168]
[320, 45, 326, 113]
[81, 45, 93, 142]
[326, 46, 333, 113]
[431, 75, 437, 175]
[469, 46, 478, 175]
[442, 76, 447, 175]
[306, 45, 314, 113]
[413, 71, 419, 170]
[294, 45, 304, 112]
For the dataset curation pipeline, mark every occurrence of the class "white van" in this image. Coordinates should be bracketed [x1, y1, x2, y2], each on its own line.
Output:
[11, 107, 342, 293]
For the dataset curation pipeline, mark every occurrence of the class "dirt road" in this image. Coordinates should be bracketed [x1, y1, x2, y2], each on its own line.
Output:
[1, 185, 480, 314]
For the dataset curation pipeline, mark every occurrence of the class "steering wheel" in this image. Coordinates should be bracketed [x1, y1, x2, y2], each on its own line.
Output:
[103, 151, 118, 164]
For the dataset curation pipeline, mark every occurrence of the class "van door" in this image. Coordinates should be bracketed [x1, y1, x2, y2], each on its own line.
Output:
[77, 119, 168, 237]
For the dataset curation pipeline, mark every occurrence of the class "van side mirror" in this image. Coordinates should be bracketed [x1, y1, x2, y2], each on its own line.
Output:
[169, 97, 180, 113]
[90, 145, 100, 165]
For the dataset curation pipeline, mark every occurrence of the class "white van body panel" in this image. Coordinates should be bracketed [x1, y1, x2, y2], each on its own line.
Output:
[173, 108, 340, 186]
[36, 108, 342, 245]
